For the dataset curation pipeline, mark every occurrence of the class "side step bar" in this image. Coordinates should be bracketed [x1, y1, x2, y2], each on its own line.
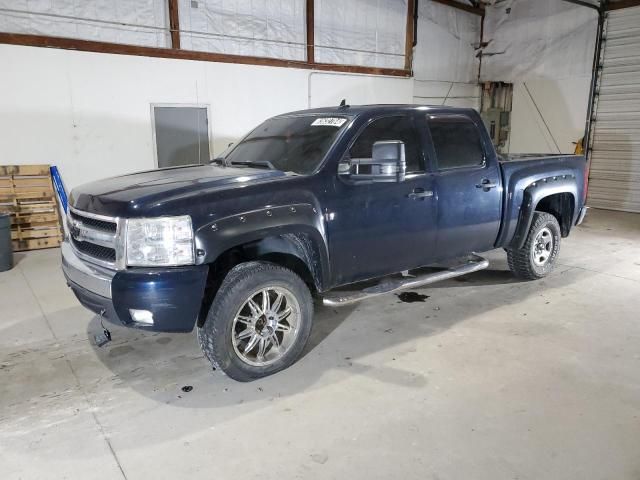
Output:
[322, 254, 489, 307]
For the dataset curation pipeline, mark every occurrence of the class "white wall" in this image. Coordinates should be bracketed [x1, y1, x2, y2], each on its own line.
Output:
[509, 78, 593, 154]
[0, 44, 413, 191]
[308, 72, 413, 108]
[481, 0, 598, 153]
[412, 0, 481, 109]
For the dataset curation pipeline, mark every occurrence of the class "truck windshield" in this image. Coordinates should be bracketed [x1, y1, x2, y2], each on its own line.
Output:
[222, 115, 349, 175]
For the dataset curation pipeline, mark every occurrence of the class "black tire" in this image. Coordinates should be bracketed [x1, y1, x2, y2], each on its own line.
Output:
[197, 261, 313, 382]
[507, 211, 561, 280]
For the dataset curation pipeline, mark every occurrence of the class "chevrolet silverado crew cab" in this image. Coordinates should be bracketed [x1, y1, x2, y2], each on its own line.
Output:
[62, 105, 588, 381]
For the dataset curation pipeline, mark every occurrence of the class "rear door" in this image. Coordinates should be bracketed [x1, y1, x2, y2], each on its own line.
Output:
[426, 112, 502, 259]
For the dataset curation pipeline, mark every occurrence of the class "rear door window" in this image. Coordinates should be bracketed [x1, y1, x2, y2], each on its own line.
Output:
[427, 115, 485, 170]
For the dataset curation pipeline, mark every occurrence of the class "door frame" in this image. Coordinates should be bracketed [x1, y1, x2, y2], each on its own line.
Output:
[150, 103, 214, 168]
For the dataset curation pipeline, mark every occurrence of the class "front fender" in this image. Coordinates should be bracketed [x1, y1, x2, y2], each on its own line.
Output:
[195, 203, 331, 289]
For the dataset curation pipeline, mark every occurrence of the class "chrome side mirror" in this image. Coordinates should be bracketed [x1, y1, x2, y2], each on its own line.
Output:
[338, 140, 406, 183]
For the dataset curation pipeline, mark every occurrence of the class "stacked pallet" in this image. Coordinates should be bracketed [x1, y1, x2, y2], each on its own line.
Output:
[0, 165, 63, 251]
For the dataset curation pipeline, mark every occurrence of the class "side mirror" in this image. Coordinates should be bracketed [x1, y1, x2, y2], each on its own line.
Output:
[338, 140, 406, 183]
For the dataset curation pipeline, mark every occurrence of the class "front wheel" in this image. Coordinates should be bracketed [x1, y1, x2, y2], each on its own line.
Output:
[197, 261, 313, 381]
[507, 211, 561, 280]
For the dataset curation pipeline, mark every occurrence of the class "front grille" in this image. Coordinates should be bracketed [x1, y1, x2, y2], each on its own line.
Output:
[69, 208, 119, 267]
[69, 210, 116, 232]
[71, 238, 116, 262]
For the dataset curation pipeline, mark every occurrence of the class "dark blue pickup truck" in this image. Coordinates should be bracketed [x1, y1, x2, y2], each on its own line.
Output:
[62, 105, 588, 381]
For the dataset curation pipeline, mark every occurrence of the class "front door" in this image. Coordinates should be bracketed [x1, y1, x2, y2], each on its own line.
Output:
[426, 113, 502, 259]
[327, 114, 438, 286]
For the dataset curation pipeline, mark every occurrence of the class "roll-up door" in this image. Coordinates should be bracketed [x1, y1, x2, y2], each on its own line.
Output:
[588, 5, 640, 212]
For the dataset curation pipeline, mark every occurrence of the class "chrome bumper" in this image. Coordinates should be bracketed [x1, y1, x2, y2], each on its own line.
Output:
[61, 240, 115, 298]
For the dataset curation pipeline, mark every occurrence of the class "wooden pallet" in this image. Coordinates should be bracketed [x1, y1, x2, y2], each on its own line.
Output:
[0, 164, 63, 252]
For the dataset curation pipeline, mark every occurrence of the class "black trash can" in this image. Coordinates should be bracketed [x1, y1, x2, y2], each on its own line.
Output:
[0, 212, 13, 272]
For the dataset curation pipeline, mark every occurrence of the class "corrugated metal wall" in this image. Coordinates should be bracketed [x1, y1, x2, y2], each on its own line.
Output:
[588, 5, 640, 213]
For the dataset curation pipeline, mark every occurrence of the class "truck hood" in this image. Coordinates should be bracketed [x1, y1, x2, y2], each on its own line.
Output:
[70, 164, 290, 217]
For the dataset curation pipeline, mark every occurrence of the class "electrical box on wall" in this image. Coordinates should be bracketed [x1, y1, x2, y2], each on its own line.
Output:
[480, 82, 513, 154]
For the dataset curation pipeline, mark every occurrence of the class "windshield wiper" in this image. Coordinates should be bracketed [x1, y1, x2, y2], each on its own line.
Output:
[229, 160, 276, 170]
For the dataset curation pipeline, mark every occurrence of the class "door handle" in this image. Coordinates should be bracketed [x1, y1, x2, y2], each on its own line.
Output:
[476, 179, 498, 190]
[408, 188, 434, 200]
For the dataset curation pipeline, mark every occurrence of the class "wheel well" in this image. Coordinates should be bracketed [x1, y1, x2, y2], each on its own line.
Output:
[196, 236, 319, 327]
[535, 193, 574, 237]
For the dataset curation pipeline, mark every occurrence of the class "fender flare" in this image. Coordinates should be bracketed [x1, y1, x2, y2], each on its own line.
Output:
[195, 203, 331, 290]
[511, 176, 577, 250]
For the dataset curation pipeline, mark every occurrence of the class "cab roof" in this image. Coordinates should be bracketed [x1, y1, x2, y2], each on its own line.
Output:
[278, 104, 475, 119]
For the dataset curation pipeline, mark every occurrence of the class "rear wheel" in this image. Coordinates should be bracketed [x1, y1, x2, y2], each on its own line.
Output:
[197, 261, 313, 381]
[507, 211, 561, 280]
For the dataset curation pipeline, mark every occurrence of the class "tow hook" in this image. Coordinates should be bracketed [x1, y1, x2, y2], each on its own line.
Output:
[94, 310, 112, 347]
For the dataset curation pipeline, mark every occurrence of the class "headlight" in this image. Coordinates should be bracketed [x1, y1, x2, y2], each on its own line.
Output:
[125, 216, 194, 267]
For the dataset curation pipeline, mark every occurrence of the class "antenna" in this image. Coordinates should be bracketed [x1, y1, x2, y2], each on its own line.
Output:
[339, 98, 349, 108]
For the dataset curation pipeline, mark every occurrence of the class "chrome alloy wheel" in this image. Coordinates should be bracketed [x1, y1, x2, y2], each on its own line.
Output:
[231, 287, 300, 367]
[532, 227, 554, 266]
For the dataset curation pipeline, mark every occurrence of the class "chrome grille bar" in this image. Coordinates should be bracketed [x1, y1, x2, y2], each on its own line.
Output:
[68, 206, 123, 270]
[72, 225, 116, 248]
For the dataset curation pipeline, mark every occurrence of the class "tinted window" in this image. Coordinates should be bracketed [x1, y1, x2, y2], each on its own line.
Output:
[348, 116, 424, 173]
[223, 115, 348, 174]
[427, 115, 485, 169]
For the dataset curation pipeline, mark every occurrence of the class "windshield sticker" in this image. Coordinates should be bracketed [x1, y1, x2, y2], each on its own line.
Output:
[311, 117, 347, 127]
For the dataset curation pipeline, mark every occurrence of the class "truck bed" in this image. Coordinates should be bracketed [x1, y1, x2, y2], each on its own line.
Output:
[496, 153, 588, 248]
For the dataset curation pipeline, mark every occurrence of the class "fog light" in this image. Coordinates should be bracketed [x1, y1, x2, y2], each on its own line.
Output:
[129, 309, 154, 325]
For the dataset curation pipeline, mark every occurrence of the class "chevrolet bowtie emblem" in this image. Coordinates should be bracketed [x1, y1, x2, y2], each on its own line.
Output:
[70, 219, 84, 241]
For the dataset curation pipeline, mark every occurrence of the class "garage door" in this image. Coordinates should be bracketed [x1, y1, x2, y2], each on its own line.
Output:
[588, 5, 640, 213]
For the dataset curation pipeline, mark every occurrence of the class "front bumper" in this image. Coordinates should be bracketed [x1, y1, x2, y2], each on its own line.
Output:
[62, 240, 209, 332]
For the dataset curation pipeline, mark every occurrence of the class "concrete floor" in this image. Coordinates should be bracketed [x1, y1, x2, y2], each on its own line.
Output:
[1, 208, 639, 480]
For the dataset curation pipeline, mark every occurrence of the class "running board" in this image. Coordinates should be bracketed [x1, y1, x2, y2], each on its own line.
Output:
[322, 254, 489, 307]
